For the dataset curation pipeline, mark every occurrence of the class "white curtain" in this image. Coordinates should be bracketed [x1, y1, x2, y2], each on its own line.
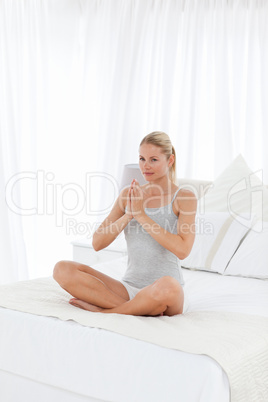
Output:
[0, 0, 267, 282]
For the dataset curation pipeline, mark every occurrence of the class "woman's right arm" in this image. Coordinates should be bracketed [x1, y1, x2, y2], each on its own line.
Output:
[92, 187, 132, 251]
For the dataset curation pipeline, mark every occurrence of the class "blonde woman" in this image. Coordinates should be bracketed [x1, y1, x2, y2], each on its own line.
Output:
[53, 132, 197, 316]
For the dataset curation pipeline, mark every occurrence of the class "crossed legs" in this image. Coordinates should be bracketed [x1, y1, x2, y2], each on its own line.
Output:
[53, 261, 184, 316]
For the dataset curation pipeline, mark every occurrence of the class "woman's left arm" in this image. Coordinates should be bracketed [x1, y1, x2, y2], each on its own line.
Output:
[132, 183, 197, 260]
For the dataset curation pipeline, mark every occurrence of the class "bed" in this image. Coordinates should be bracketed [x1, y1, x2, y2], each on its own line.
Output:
[0, 155, 268, 402]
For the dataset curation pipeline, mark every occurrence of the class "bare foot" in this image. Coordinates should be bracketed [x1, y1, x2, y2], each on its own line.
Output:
[69, 298, 102, 312]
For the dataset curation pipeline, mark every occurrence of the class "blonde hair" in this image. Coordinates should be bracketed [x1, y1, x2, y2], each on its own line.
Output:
[140, 131, 177, 183]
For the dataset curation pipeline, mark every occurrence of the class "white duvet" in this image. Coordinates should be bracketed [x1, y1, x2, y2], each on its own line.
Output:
[0, 257, 268, 402]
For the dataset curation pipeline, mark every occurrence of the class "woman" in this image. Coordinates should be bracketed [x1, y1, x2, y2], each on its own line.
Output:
[53, 132, 197, 316]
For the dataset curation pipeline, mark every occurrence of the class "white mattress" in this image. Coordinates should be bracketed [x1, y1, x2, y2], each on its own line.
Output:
[0, 257, 267, 402]
[0, 307, 229, 402]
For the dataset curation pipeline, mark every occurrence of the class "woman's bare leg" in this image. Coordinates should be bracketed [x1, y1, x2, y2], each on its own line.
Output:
[53, 260, 129, 309]
[71, 276, 184, 317]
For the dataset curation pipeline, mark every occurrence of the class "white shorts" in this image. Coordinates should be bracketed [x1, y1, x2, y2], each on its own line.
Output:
[120, 280, 190, 314]
[120, 280, 142, 300]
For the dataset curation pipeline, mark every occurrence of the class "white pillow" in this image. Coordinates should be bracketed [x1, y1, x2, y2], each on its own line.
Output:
[224, 223, 268, 279]
[201, 154, 268, 222]
[181, 211, 253, 274]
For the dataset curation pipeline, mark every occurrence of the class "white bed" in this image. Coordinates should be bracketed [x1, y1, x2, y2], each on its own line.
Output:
[0, 258, 267, 402]
[0, 262, 233, 402]
[0, 156, 268, 402]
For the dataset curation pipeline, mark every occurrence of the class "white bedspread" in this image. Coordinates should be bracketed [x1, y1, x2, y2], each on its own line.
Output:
[0, 259, 268, 402]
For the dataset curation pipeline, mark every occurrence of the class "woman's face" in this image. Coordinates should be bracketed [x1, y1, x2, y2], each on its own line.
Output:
[139, 143, 173, 181]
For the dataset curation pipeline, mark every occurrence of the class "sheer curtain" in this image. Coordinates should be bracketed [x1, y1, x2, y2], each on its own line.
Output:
[0, 0, 267, 282]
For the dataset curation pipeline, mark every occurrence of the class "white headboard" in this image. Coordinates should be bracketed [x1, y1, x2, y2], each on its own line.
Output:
[177, 178, 212, 199]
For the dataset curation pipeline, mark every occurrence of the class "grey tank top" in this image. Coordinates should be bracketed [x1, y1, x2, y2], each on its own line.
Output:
[122, 188, 185, 288]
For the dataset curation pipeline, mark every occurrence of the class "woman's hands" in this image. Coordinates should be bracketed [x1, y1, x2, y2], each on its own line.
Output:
[125, 182, 133, 220]
[92, 179, 147, 250]
[126, 179, 145, 220]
